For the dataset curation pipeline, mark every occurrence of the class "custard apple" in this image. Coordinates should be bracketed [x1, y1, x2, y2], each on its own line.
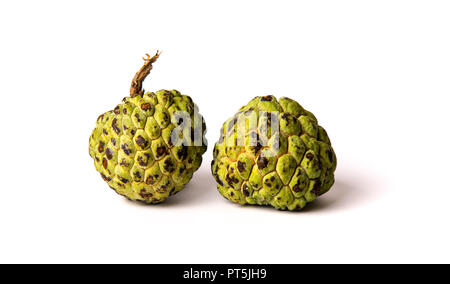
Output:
[89, 52, 207, 203]
[211, 95, 336, 211]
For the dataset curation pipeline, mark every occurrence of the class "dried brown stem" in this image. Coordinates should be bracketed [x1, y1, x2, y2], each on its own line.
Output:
[130, 51, 161, 97]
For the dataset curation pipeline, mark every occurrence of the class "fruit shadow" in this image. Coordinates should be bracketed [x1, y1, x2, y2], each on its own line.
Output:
[163, 168, 219, 207]
[301, 172, 384, 213]
[124, 164, 384, 212]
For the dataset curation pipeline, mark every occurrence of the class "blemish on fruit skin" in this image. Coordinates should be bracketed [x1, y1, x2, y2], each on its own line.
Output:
[163, 159, 175, 173]
[121, 144, 132, 155]
[139, 190, 153, 199]
[105, 148, 113, 160]
[257, 156, 269, 169]
[120, 158, 129, 167]
[112, 118, 120, 134]
[156, 146, 167, 158]
[101, 173, 112, 182]
[141, 103, 151, 111]
[134, 171, 142, 180]
[281, 113, 290, 125]
[242, 184, 250, 196]
[135, 136, 148, 149]
[237, 161, 246, 172]
[225, 172, 239, 187]
[98, 141, 105, 153]
[177, 147, 188, 161]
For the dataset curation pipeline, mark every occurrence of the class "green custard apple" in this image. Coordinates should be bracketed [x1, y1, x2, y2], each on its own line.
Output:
[89, 52, 207, 203]
[211, 95, 336, 211]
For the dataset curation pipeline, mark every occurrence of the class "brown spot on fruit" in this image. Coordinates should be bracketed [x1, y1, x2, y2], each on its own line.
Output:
[114, 106, 121, 115]
[237, 161, 246, 173]
[120, 158, 128, 167]
[141, 103, 151, 111]
[281, 113, 290, 125]
[257, 156, 269, 169]
[146, 176, 155, 185]
[98, 141, 105, 153]
[135, 136, 148, 149]
[312, 182, 321, 196]
[242, 184, 250, 196]
[213, 173, 224, 186]
[112, 118, 120, 134]
[100, 173, 111, 182]
[225, 173, 239, 187]
[105, 148, 113, 160]
[118, 177, 129, 183]
[163, 159, 175, 173]
[103, 129, 108, 135]
[260, 96, 273, 101]
[121, 144, 132, 155]
[139, 189, 153, 199]
[156, 146, 167, 158]
[177, 147, 188, 161]
[111, 138, 117, 146]
[134, 171, 142, 180]
[306, 152, 314, 160]
[137, 154, 149, 167]
[134, 113, 141, 122]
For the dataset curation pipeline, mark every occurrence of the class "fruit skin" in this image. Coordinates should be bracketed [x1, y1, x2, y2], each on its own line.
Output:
[211, 95, 336, 211]
[89, 53, 207, 203]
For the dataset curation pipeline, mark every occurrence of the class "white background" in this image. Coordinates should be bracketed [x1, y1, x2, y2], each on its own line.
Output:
[0, 0, 449, 264]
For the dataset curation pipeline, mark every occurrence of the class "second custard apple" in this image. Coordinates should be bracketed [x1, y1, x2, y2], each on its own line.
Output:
[211, 96, 336, 211]
[89, 52, 207, 203]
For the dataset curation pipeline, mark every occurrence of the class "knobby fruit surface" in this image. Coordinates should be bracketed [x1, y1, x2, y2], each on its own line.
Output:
[211, 95, 336, 211]
[89, 53, 207, 203]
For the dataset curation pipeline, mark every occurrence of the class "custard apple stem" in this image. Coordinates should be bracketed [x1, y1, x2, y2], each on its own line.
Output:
[130, 51, 161, 97]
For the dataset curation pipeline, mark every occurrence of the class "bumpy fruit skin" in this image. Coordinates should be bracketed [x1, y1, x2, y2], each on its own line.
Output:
[211, 95, 336, 211]
[89, 89, 207, 203]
